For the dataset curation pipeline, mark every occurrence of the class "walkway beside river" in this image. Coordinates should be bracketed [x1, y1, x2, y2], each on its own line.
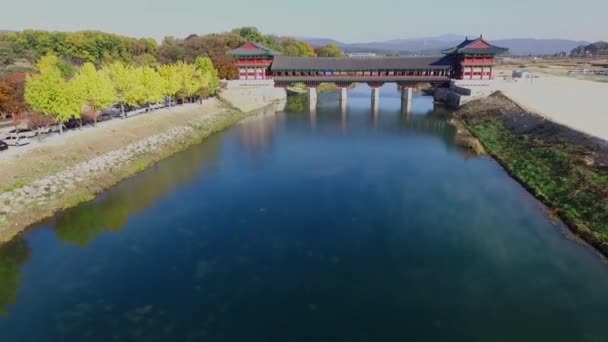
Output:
[494, 71, 608, 141]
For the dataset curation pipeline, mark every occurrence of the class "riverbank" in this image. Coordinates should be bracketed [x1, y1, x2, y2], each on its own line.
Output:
[458, 92, 608, 256]
[0, 89, 286, 244]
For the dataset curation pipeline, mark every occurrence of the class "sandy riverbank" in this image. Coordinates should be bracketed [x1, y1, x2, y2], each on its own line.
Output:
[0, 87, 287, 244]
[493, 69, 608, 141]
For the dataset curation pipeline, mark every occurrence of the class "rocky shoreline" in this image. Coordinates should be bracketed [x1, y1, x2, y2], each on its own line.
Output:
[0, 89, 287, 244]
[457, 92, 608, 256]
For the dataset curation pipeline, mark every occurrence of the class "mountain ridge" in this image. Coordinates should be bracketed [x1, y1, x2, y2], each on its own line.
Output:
[302, 35, 589, 56]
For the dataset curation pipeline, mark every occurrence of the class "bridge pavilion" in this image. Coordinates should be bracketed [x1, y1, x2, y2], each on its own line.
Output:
[227, 36, 507, 110]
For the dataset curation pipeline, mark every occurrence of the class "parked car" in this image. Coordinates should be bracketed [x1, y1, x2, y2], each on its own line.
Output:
[101, 107, 122, 118]
[149, 103, 164, 110]
[97, 112, 112, 122]
[7, 128, 36, 138]
[0, 140, 8, 151]
[4, 135, 31, 146]
[40, 123, 67, 134]
[65, 118, 82, 129]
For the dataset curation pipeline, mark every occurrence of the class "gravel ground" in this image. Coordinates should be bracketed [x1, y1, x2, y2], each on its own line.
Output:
[494, 70, 608, 141]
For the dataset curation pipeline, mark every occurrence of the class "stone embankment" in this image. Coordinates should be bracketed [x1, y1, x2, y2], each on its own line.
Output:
[0, 87, 287, 243]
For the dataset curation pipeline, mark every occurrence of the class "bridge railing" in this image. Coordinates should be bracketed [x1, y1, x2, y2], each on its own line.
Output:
[272, 75, 451, 80]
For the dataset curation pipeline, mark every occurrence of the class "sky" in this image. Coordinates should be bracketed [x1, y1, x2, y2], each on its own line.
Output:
[0, 0, 606, 42]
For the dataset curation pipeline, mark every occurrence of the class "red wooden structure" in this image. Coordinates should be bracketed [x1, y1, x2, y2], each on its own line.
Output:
[227, 36, 507, 85]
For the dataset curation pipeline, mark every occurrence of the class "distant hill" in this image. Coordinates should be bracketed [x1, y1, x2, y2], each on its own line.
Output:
[301, 35, 588, 56]
[570, 41, 608, 56]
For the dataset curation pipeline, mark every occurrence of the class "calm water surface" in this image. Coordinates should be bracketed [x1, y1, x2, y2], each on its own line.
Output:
[1, 84, 608, 341]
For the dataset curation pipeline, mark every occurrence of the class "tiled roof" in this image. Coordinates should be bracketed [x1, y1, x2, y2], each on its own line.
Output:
[227, 42, 282, 57]
[442, 36, 508, 55]
[270, 55, 454, 71]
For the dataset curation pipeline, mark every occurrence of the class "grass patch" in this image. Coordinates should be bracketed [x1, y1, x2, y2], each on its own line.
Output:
[3, 182, 25, 193]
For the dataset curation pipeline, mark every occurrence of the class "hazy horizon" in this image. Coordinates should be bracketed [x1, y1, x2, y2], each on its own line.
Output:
[0, 0, 606, 42]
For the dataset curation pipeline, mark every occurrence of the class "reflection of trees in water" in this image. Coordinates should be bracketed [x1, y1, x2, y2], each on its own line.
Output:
[237, 106, 284, 154]
[54, 135, 223, 247]
[286, 94, 308, 113]
[0, 237, 30, 315]
[399, 113, 456, 146]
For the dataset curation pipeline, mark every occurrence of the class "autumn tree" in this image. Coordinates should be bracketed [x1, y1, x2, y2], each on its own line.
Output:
[0, 72, 27, 119]
[156, 36, 187, 64]
[73, 63, 116, 125]
[156, 32, 244, 79]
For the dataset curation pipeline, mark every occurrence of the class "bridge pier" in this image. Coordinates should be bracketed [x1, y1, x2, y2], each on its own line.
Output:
[340, 87, 348, 112]
[340, 87, 348, 104]
[371, 87, 380, 111]
[401, 87, 413, 114]
[308, 87, 317, 111]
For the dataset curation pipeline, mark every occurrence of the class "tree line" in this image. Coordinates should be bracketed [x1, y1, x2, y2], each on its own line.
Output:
[157, 27, 344, 79]
[0, 30, 157, 66]
[570, 41, 608, 57]
[0, 27, 343, 122]
[15, 55, 219, 131]
[1, 27, 343, 77]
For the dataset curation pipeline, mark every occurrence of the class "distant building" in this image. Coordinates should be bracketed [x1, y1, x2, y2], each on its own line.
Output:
[346, 53, 377, 58]
[512, 69, 532, 79]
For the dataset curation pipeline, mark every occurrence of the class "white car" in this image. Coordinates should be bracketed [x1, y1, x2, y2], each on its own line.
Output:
[40, 124, 66, 134]
[4, 135, 31, 146]
[7, 128, 36, 138]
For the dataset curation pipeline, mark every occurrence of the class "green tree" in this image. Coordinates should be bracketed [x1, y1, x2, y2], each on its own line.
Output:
[73, 63, 116, 125]
[0, 39, 17, 65]
[281, 39, 317, 57]
[194, 56, 220, 96]
[232, 27, 283, 52]
[25, 55, 82, 132]
[315, 44, 344, 57]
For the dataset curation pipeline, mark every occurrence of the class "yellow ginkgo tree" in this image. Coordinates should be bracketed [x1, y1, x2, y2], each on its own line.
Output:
[73, 63, 117, 125]
[103, 61, 143, 117]
[137, 66, 164, 108]
[158, 64, 181, 107]
[25, 55, 83, 134]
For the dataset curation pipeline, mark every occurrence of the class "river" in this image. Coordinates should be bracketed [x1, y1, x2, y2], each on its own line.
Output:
[1, 84, 608, 341]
